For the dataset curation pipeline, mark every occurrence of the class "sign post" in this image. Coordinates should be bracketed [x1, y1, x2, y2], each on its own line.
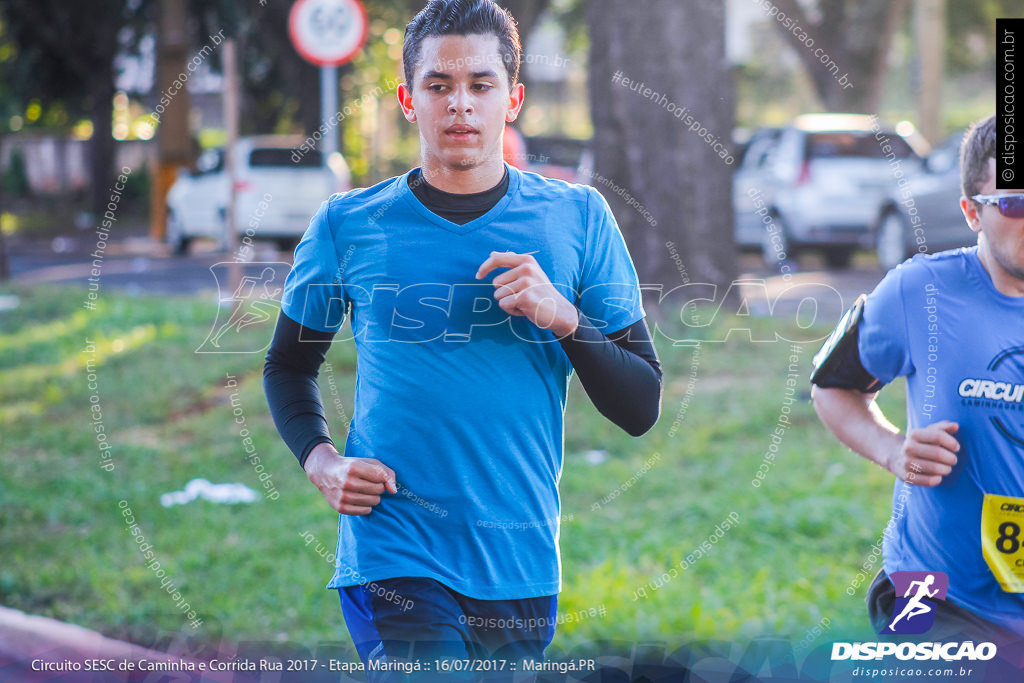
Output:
[288, 0, 369, 158]
[320, 66, 339, 158]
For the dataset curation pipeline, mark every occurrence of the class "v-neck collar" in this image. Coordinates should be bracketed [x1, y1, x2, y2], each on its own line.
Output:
[401, 163, 520, 235]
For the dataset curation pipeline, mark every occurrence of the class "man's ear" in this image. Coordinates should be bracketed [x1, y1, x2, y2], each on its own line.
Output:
[506, 82, 525, 123]
[398, 83, 416, 122]
[960, 196, 982, 235]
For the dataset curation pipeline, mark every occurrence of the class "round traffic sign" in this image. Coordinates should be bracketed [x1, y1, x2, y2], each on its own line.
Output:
[289, 0, 369, 67]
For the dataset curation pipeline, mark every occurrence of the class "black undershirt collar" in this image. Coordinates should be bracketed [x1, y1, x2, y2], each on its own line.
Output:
[408, 168, 510, 225]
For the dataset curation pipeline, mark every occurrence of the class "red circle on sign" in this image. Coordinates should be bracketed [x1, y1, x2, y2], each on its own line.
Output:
[289, 0, 369, 67]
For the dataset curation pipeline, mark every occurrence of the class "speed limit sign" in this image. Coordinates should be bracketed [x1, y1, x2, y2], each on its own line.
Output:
[289, 0, 369, 67]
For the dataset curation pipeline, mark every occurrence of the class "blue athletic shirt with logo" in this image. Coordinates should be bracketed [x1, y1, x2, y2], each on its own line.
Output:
[280, 163, 644, 600]
[858, 247, 1024, 634]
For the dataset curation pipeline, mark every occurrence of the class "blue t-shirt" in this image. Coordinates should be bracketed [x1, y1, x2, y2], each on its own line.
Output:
[858, 247, 1024, 633]
[280, 164, 644, 600]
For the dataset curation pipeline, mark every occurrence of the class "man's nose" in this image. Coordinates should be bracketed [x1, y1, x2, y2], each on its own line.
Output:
[448, 88, 473, 115]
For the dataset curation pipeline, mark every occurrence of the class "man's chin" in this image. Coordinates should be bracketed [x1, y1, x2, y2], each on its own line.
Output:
[441, 152, 489, 171]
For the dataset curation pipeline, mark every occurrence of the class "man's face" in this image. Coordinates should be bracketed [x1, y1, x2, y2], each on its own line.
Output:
[398, 34, 524, 171]
[961, 157, 1024, 289]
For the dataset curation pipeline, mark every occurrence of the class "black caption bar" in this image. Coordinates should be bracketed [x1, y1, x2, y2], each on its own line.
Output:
[997, 18, 1024, 189]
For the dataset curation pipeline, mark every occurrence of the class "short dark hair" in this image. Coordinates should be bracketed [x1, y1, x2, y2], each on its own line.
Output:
[403, 0, 521, 90]
[960, 114, 996, 198]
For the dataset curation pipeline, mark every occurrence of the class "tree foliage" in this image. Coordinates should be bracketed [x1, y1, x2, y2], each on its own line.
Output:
[0, 0, 150, 213]
[758, 0, 1018, 113]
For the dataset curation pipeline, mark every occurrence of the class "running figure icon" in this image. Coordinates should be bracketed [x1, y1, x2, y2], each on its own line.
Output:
[209, 267, 282, 348]
[888, 574, 939, 632]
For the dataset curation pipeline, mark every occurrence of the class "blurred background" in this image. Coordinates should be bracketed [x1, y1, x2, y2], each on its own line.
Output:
[0, 0, 1009, 285]
[0, 0, 1016, 677]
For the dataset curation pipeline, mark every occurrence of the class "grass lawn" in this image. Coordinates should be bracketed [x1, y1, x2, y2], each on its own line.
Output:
[0, 282, 904, 661]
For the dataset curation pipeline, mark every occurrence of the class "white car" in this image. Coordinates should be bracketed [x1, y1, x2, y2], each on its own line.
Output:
[873, 134, 974, 269]
[733, 114, 925, 268]
[166, 135, 350, 255]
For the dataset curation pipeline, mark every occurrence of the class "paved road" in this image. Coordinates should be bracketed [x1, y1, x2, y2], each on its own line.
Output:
[7, 235, 887, 323]
[8, 236, 292, 297]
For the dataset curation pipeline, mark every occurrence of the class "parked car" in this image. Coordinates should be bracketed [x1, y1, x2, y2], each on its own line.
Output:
[873, 133, 974, 269]
[165, 135, 351, 255]
[733, 114, 924, 268]
[524, 135, 591, 183]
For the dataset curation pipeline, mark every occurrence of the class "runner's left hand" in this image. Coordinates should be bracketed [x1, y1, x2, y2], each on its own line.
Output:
[476, 251, 579, 337]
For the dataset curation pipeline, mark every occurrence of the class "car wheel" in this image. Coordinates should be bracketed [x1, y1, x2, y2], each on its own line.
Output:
[876, 211, 909, 269]
[761, 214, 795, 270]
[167, 211, 191, 256]
[823, 246, 854, 269]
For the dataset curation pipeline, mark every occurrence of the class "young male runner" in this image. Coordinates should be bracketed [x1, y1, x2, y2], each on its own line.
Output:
[812, 115, 1024, 653]
[264, 0, 661, 668]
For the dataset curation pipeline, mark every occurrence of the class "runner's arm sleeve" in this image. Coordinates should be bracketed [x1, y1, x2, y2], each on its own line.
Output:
[558, 315, 662, 437]
[565, 188, 659, 436]
[263, 311, 336, 469]
[266, 197, 349, 468]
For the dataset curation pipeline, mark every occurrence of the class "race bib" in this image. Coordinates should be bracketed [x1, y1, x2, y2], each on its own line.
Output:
[981, 493, 1024, 593]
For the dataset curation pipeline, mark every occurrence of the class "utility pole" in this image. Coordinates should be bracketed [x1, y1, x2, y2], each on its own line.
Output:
[222, 39, 242, 310]
[914, 0, 946, 144]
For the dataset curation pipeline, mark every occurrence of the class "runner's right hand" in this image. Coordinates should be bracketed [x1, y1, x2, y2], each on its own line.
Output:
[304, 443, 398, 515]
[886, 420, 960, 487]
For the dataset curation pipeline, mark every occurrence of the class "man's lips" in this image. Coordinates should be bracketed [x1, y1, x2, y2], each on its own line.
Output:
[446, 125, 479, 135]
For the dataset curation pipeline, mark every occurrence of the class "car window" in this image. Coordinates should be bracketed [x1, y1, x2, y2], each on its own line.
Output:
[523, 137, 588, 168]
[805, 132, 914, 160]
[756, 135, 781, 169]
[249, 148, 323, 168]
[741, 130, 782, 170]
[195, 149, 224, 175]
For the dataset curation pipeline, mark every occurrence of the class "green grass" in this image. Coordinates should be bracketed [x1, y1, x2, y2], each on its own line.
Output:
[0, 283, 905, 658]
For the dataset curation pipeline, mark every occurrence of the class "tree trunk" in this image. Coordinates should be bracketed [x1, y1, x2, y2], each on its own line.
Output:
[865, 0, 911, 114]
[587, 0, 736, 301]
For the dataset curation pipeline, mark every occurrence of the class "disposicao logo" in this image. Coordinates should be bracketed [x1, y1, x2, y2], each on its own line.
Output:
[883, 571, 948, 635]
[831, 571, 997, 663]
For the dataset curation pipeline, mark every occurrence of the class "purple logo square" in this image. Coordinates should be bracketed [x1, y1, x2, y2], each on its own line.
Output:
[882, 571, 949, 635]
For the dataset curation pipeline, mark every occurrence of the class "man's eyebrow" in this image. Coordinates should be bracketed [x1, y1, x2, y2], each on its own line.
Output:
[420, 69, 500, 81]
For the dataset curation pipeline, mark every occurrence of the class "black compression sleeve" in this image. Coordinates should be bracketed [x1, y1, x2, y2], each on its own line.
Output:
[558, 315, 662, 436]
[263, 312, 336, 468]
